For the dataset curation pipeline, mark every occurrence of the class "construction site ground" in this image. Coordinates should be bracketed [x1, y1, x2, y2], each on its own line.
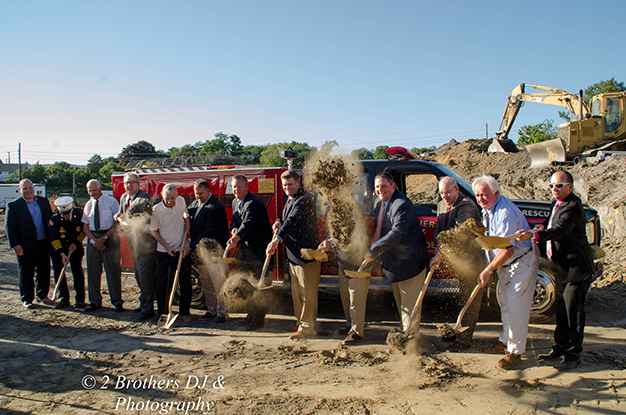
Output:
[1, 139, 626, 414]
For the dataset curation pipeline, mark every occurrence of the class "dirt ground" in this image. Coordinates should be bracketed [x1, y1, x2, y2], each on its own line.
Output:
[2, 140, 626, 414]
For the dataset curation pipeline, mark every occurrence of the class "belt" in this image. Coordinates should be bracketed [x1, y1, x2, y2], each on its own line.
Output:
[92, 228, 111, 233]
[503, 248, 532, 267]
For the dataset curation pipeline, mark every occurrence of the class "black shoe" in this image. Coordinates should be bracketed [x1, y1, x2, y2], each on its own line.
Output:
[23, 302, 34, 309]
[114, 305, 125, 313]
[246, 320, 265, 331]
[338, 326, 350, 335]
[537, 349, 563, 361]
[554, 358, 581, 371]
[446, 341, 471, 353]
[84, 304, 101, 312]
[342, 330, 362, 346]
[55, 301, 70, 309]
[133, 307, 142, 313]
[136, 312, 155, 322]
[74, 302, 87, 309]
[215, 315, 229, 323]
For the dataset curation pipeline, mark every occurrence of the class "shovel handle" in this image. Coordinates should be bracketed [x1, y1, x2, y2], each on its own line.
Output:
[51, 250, 73, 301]
[257, 229, 278, 289]
[405, 265, 436, 335]
[223, 242, 234, 259]
[453, 284, 482, 329]
[357, 257, 374, 272]
[166, 228, 188, 314]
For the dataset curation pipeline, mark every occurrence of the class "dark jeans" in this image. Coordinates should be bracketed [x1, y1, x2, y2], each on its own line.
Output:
[156, 251, 191, 316]
[51, 245, 85, 304]
[17, 239, 51, 303]
[553, 280, 590, 361]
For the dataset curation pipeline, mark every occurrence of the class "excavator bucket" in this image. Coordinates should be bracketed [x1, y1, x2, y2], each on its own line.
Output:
[526, 139, 567, 168]
[488, 138, 519, 153]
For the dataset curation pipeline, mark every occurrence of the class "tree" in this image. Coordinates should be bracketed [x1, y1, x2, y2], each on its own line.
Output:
[373, 145, 389, 159]
[7, 162, 47, 184]
[410, 146, 436, 155]
[118, 140, 159, 164]
[351, 148, 374, 160]
[517, 119, 557, 145]
[199, 132, 244, 156]
[239, 144, 268, 165]
[260, 142, 313, 169]
[559, 77, 626, 120]
[87, 154, 104, 176]
[99, 161, 123, 189]
[46, 161, 76, 193]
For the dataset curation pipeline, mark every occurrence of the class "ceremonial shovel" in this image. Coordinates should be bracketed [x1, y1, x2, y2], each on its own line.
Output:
[217, 241, 237, 264]
[475, 233, 523, 250]
[158, 228, 188, 329]
[51, 247, 75, 302]
[344, 257, 374, 279]
[256, 230, 279, 290]
[300, 249, 328, 262]
[440, 283, 482, 336]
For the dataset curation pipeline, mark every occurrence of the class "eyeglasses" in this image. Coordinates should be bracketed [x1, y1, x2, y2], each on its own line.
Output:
[548, 183, 570, 189]
[124, 181, 139, 185]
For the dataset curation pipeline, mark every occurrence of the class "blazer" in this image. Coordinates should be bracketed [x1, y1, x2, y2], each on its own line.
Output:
[276, 187, 319, 266]
[118, 189, 150, 215]
[119, 190, 156, 256]
[537, 193, 594, 283]
[230, 192, 273, 261]
[369, 189, 429, 283]
[6, 196, 53, 255]
[188, 194, 229, 249]
[434, 194, 481, 241]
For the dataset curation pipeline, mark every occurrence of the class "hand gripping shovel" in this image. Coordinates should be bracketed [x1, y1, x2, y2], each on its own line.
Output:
[439, 283, 482, 337]
[386, 265, 436, 350]
[475, 233, 522, 250]
[300, 248, 328, 262]
[257, 230, 279, 290]
[218, 241, 237, 264]
[344, 257, 374, 279]
[158, 228, 188, 329]
[51, 248, 74, 302]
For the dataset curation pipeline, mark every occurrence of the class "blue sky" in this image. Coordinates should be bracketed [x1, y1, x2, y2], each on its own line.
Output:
[1, 0, 624, 165]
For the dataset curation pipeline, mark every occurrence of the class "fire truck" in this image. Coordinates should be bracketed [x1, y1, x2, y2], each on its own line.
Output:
[111, 147, 605, 322]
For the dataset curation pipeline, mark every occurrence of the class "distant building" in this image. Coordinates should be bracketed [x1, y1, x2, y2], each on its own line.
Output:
[0, 161, 30, 181]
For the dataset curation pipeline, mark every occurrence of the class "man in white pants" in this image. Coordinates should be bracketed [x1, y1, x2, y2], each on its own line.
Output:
[473, 175, 539, 370]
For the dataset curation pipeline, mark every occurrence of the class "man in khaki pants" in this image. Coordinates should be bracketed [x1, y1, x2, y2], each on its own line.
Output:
[266, 170, 320, 339]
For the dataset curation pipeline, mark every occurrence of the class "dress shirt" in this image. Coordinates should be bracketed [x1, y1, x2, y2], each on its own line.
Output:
[83, 195, 120, 231]
[25, 198, 46, 240]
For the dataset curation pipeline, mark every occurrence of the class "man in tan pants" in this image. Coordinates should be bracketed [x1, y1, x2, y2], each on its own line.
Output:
[267, 170, 320, 339]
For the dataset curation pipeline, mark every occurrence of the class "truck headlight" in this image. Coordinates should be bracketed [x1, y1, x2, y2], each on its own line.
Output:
[586, 222, 595, 245]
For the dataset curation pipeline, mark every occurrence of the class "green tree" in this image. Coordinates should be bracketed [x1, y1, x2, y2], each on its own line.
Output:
[119, 140, 159, 164]
[238, 144, 268, 165]
[351, 148, 374, 160]
[373, 145, 389, 159]
[7, 162, 47, 183]
[260, 142, 312, 169]
[559, 77, 626, 120]
[410, 146, 436, 155]
[87, 154, 104, 176]
[199, 132, 243, 156]
[99, 161, 123, 189]
[46, 161, 76, 193]
[517, 119, 557, 145]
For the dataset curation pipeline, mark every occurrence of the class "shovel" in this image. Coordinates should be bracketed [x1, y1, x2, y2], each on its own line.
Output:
[475, 233, 522, 250]
[157, 229, 188, 329]
[344, 257, 374, 279]
[300, 248, 328, 262]
[51, 248, 74, 302]
[386, 265, 436, 350]
[439, 283, 482, 337]
[256, 230, 279, 290]
[217, 241, 237, 264]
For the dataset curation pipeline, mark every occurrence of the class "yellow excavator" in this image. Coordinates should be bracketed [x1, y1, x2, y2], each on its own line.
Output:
[492, 83, 626, 168]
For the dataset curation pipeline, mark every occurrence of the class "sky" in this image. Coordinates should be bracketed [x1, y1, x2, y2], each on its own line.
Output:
[1, 0, 625, 165]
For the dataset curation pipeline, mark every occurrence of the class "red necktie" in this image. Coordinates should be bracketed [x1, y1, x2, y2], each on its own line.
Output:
[546, 200, 562, 258]
[372, 202, 385, 242]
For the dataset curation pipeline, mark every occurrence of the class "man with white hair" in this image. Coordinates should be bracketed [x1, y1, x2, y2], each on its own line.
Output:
[472, 175, 539, 370]
[82, 179, 123, 312]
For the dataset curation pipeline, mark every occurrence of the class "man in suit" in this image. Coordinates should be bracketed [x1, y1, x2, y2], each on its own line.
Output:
[433, 176, 482, 352]
[227, 174, 273, 330]
[474, 175, 539, 370]
[188, 179, 230, 322]
[82, 179, 123, 312]
[114, 172, 157, 322]
[49, 196, 87, 309]
[518, 170, 594, 371]
[364, 172, 429, 336]
[5, 179, 54, 308]
[266, 170, 320, 339]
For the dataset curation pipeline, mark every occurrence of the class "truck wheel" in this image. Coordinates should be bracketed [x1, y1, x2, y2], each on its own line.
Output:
[173, 273, 207, 309]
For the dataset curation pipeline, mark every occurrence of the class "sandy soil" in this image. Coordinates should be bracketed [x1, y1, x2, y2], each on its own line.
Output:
[1, 215, 626, 414]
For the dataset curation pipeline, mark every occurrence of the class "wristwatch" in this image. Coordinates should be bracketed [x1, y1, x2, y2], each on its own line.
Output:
[103, 235, 108, 240]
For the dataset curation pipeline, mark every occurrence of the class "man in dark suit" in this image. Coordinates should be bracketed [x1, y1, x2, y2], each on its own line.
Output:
[5, 179, 54, 308]
[227, 174, 273, 330]
[114, 172, 157, 322]
[266, 170, 320, 339]
[433, 176, 482, 352]
[519, 170, 594, 371]
[365, 172, 429, 335]
[188, 179, 230, 322]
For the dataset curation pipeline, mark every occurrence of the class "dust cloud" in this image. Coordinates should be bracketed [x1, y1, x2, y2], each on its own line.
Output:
[120, 198, 155, 256]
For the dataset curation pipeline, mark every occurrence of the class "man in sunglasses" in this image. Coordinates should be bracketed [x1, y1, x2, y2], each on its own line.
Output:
[518, 170, 594, 371]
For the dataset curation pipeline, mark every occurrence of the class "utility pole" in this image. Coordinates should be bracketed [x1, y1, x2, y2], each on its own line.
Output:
[7, 152, 10, 164]
[485, 123, 488, 140]
[18, 143, 22, 181]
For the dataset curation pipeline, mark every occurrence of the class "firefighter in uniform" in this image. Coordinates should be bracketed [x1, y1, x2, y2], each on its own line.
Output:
[49, 196, 87, 308]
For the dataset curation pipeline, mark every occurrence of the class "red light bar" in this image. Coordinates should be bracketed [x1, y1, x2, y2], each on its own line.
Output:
[386, 147, 420, 160]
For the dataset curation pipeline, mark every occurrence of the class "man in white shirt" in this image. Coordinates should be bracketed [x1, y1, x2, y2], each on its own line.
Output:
[82, 179, 123, 312]
[149, 184, 192, 323]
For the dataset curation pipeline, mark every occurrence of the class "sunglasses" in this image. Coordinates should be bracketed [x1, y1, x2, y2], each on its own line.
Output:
[548, 183, 570, 189]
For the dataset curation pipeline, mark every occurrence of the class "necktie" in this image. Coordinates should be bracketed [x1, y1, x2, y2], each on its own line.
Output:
[444, 205, 451, 228]
[546, 200, 562, 258]
[372, 202, 385, 242]
[94, 198, 101, 231]
[284, 197, 291, 218]
[125, 195, 131, 212]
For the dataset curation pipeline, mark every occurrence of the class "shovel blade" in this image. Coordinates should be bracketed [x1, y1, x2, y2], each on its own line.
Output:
[157, 313, 178, 329]
[215, 258, 236, 264]
[475, 235, 513, 250]
[300, 249, 328, 262]
[344, 270, 371, 279]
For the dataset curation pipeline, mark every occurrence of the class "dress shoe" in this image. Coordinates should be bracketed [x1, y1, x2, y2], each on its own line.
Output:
[200, 310, 217, 319]
[133, 307, 142, 313]
[246, 320, 265, 331]
[214, 315, 229, 323]
[136, 312, 155, 322]
[446, 341, 471, 353]
[338, 326, 351, 335]
[114, 305, 125, 313]
[37, 297, 55, 306]
[497, 352, 522, 370]
[537, 349, 563, 361]
[181, 315, 192, 323]
[289, 330, 308, 340]
[74, 302, 87, 309]
[84, 304, 101, 312]
[342, 330, 362, 346]
[23, 302, 34, 309]
[287, 324, 300, 332]
[55, 301, 70, 309]
[554, 358, 581, 371]
[484, 340, 507, 354]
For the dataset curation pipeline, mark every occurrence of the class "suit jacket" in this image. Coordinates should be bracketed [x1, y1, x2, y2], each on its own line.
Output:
[188, 194, 229, 249]
[537, 193, 594, 283]
[119, 190, 156, 256]
[118, 189, 150, 215]
[230, 192, 273, 262]
[434, 194, 481, 241]
[276, 188, 319, 266]
[6, 196, 53, 255]
[369, 189, 429, 283]
[49, 207, 87, 253]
